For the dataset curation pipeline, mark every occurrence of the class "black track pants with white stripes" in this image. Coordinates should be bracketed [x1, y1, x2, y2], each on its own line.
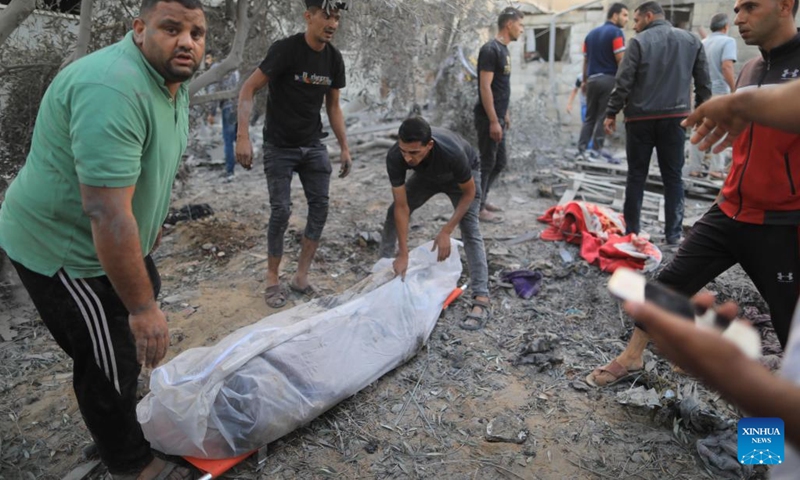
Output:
[11, 257, 161, 475]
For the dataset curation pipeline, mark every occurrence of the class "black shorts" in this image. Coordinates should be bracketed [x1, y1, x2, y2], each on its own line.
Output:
[656, 204, 800, 348]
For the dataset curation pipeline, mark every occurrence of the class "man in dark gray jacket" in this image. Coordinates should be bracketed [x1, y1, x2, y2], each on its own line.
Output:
[604, 1, 711, 245]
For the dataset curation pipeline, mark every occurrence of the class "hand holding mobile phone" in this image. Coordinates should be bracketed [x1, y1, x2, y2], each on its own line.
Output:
[608, 268, 761, 359]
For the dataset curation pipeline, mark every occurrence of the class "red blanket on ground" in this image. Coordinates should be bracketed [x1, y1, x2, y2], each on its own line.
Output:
[538, 201, 662, 273]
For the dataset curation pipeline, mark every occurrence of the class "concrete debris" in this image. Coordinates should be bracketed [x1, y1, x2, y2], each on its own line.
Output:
[616, 386, 662, 409]
[485, 415, 528, 444]
[679, 396, 732, 433]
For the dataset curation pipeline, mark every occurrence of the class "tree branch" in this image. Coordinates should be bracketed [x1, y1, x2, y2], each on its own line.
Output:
[188, 0, 265, 97]
[0, 0, 38, 49]
[60, 0, 95, 70]
[190, 89, 238, 106]
[0, 62, 62, 75]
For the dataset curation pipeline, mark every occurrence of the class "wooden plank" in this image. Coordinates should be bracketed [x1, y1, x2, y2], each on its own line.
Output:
[504, 231, 539, 246]
[558, 189, 577, 205]
[611, 188, 625, 210]
[558, 174, 583, 205]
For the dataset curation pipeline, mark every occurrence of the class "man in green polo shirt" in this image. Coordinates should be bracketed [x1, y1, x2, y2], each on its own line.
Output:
[0, 1, 205, 478]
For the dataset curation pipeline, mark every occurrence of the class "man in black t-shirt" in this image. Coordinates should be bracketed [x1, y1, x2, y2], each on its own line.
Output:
[474, 7, 523, 224]
[380, 117, 491, 330]
[236, 0, 351, 308]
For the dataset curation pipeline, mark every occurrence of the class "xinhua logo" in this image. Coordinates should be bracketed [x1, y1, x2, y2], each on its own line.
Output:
[738, 418, 785, 465]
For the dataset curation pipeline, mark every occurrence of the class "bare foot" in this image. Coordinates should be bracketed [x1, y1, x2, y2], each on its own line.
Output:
[471, 295, 489, 316]
[290, 275, 310, 292]
[478, 209, 503, 223]
[459, 296, 490, 330]
[484, 202, 504, 213]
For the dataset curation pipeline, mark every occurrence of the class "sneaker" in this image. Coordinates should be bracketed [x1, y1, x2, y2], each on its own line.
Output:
[223, 172, 234, 183]
[585, 150, 601, 162]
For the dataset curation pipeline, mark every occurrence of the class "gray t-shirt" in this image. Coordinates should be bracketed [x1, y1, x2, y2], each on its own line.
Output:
[703, 32, 737, 95]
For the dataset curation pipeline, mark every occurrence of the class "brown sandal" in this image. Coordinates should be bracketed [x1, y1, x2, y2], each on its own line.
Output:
[585, 359, 642, 387]
[264, 285, 287, 308]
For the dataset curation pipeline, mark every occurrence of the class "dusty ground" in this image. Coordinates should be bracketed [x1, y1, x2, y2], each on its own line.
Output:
[0, 119, 778, 479]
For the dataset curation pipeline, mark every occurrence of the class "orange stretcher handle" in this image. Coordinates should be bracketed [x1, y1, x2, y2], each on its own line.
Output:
[443, 284, 467, 310]
[185, 450, 255, 479]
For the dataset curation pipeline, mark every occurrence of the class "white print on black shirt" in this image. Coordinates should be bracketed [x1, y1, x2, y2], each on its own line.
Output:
[781, 68, 800, 80]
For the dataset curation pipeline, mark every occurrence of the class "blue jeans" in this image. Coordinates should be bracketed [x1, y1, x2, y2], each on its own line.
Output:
[623, 118, 686, 242]
[263, 142, 331, 257]
[222, 104, 237, 174]
[580, 104, 594, 150]
[379, 170, 489, 298]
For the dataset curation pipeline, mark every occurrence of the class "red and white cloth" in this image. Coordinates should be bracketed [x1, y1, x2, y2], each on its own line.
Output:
[538, 201, 662, 273]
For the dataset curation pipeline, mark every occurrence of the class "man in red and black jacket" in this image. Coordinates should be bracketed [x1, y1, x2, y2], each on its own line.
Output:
[587, 0, 800, 388]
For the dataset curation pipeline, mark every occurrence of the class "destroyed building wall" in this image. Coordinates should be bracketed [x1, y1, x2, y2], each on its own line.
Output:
[508, 0, 800, 139]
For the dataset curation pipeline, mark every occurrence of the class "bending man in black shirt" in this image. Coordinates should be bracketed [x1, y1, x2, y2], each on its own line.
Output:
[236, 0, 351, 308]
[380, 117, 491, 329]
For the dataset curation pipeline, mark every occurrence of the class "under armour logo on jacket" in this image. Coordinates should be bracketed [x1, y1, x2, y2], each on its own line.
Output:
[778, 272, 795, 283]
[781, 68, 800, 79]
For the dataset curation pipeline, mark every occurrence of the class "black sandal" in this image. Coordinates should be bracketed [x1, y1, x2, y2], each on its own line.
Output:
[458, 298, 491, 331]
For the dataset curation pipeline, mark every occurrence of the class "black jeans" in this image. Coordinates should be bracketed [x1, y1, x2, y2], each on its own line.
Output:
[263, 142, 332, 257]
[474, 114, 507, 209]
[578, 74, 615, 152]
[624, 118, 686, 242]
[656, 204, 800, 348]
[10, 257, 161, 475]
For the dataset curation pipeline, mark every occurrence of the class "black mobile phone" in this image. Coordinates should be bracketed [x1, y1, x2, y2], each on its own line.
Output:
[607, 268, 761, 359]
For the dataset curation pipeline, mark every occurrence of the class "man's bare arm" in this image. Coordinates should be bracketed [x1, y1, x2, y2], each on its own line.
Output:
[235, 69, 269, 169]
[391, 185, 411, 279]
[445, 178, 476, 235]
[80, 184, 168, 368]
[566, 86, 579, 113]
[682, 80, 800, 152]
[325, 88, 352, 178]
[625, 298, 800, 449]
[614, 51, 624, 64]
[479, 70, 503, 142]
[722, 59, 736, 93]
